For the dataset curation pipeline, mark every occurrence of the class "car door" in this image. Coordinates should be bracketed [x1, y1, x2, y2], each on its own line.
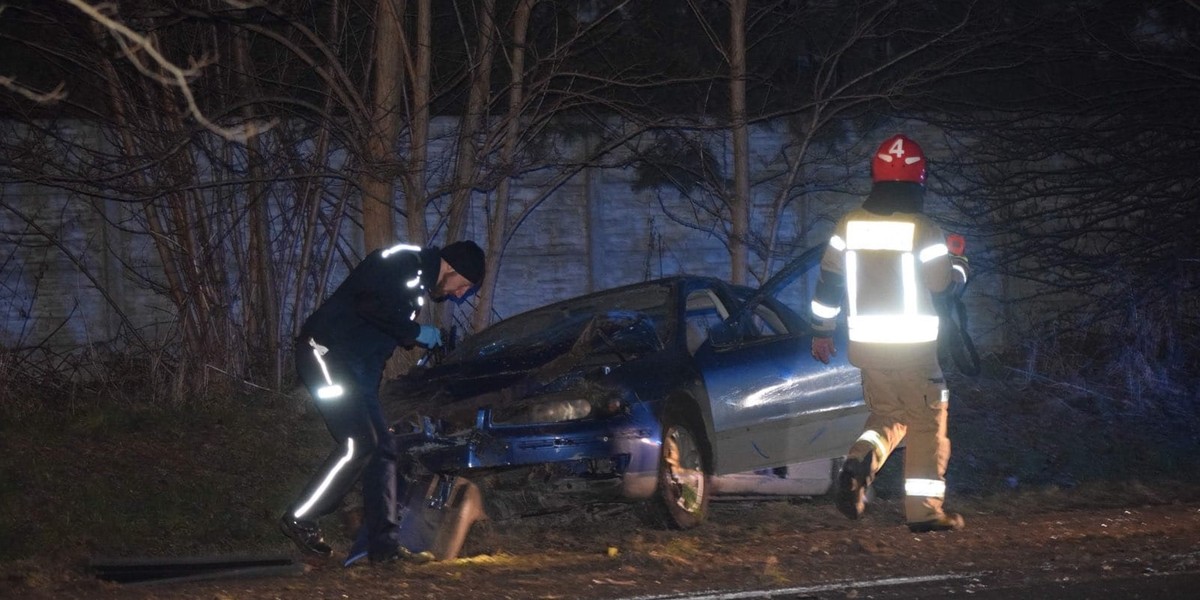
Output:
[690, 246, 866, 475]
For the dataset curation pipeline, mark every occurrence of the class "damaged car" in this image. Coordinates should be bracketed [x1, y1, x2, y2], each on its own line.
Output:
[350, 244, 865, 564]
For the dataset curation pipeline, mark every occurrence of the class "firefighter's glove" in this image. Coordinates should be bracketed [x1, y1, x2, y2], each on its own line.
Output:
[416, 325, 442, 349]
[811, 336, 836, 364]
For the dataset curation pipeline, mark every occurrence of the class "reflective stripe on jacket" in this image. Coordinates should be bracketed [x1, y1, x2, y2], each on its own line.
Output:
[810, 209, 953, 369]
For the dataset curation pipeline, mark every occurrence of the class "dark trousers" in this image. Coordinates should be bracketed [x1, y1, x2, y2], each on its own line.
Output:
[289, 340, 399, 555]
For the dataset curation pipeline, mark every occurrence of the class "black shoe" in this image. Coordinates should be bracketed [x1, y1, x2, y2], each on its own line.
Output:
[369, 545, 435, 565]
[907, 512, 965, 533]
[835, 457, 869, 520]
[279, 515, 333, 557]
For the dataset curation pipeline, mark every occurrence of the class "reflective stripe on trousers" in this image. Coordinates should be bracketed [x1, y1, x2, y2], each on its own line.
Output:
[857, 366, 951, 523]
[905, 478, 946, 499]
[855, 429, 889, 465]
[294, 438, 356, 519]
[309, 338, 345, 400]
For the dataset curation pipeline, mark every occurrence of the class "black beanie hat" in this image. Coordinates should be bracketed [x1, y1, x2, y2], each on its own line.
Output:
[441, 241, 486, 285]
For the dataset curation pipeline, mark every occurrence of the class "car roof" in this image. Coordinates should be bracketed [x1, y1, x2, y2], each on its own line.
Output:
[494, 274, 730, 322]
[481, 243, 822, 333]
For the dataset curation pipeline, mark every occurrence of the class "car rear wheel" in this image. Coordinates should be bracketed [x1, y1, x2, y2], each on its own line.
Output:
[652, 408, 711, 529]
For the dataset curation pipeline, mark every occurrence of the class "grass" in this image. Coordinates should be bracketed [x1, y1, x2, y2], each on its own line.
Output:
[0, 394, 337, 565]
[2, 369, 1198, 585]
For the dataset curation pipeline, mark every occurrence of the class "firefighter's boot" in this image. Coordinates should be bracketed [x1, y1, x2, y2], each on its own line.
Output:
[280, 515, 333, 557]
[907, 512, 965, 533]
[835, 455, 873, 520]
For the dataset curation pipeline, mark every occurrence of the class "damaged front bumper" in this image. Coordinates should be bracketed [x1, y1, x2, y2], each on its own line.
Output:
[396, 402, 664, 501]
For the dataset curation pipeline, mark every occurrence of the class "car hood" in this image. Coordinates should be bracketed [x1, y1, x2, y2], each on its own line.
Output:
[383, 311, 657, 420]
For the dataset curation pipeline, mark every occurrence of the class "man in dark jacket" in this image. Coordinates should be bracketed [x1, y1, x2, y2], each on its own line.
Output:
[281, 240, 485, 563]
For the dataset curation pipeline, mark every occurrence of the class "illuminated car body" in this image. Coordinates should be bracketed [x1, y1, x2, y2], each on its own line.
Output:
[375, 244, 865, 559]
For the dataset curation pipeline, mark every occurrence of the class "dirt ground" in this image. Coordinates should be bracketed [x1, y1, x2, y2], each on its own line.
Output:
[11, 484, 1200, 600]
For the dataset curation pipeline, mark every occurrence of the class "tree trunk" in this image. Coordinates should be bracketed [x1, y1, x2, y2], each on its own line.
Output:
[472, 0, 534, 332]
[363, 0, 405, 251]
[93, 23, 214, 400]
[728, 0, 750, 285]
[405, 0, 433, 245]
[235, 29, 280, 388]
[447, 0, 498, 243]
[289, 0, 344, 340]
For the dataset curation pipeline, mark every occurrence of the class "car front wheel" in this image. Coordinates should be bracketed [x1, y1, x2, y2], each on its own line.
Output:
[652, 408, 711, 529]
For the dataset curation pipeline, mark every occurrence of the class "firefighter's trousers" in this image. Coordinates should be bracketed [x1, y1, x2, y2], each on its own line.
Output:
[289, 339, 400, 556]
[847, 365, 951, 523]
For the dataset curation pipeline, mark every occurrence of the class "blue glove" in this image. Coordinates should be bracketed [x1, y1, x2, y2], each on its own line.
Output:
[416, 325, 442, 348]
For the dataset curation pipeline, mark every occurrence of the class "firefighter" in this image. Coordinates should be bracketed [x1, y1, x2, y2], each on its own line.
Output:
[809, 134, 969, 532]
[281, 240, 486, 562]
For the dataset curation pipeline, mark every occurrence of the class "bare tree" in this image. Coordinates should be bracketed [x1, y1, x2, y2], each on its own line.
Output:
[725, 0, 751, 285]
[629, 1, 1019, 285]
[1, 1, 383, 401]
[472, 0, 533, 331]
[362, 0, 404, 251]
[4, 0, 1190, 410]
[403, 0, 434, 245]
[446, 0, 498, 243]
[922, 1, 1200, 400]
[0, 0, 649, 402]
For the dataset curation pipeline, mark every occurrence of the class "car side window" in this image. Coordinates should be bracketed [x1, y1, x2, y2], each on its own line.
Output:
[684, 289, 728, 354]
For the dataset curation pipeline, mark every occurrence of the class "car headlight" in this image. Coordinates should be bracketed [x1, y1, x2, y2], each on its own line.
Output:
[491, 393, 625, 425]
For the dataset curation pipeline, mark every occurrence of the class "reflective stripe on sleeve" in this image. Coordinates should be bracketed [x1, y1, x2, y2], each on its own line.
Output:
[811, 300, 841, 319]
[381, 243, 421, 258]
[918, 243, 948, 263]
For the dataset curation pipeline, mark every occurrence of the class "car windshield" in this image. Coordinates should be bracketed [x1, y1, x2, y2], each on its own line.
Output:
[445, 283, 674, 364]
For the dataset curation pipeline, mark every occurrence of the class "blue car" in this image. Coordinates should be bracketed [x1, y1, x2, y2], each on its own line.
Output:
[361, 244, 865, 562]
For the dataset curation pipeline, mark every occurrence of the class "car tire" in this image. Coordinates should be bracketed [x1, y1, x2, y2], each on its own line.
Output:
[398, 474, 488, 561]
[428, 476, 487, 560]
[650, 406, 712, 529]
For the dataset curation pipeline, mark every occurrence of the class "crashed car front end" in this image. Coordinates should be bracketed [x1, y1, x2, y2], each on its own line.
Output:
[395, 390, 664, 506]
[386, 297, 682, 508]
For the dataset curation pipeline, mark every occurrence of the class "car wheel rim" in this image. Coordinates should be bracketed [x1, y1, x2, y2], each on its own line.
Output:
[663, 424, 705, 514]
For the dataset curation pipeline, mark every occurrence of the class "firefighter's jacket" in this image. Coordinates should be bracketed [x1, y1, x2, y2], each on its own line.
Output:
[299, 244, 441, 374]
[810, 208, 964, 370]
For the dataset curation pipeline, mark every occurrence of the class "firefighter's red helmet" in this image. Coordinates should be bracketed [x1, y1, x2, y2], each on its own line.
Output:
[871, 134, 926, 184]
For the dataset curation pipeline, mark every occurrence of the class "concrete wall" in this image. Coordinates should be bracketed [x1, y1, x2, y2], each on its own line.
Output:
[1, 118, 1004, 360]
